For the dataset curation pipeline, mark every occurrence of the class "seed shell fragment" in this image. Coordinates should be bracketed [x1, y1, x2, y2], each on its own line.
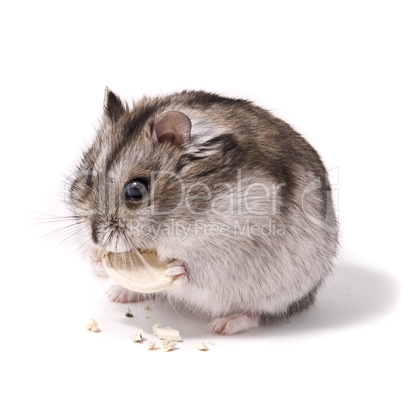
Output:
[195, 342, 209, 351]
[161, 340, 177, 352]
[152, 323, 182, 341]
[130, 328, 143, 343]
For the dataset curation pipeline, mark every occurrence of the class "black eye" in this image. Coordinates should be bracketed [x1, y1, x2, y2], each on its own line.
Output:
[124, 178, 149, 201]
[86, 167, 94, 187]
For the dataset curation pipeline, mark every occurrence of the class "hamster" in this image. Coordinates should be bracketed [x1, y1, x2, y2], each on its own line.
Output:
[69, 88, 338, 335]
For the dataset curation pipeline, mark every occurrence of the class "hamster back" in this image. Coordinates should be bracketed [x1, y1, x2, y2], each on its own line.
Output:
[70, 89, 338, 335]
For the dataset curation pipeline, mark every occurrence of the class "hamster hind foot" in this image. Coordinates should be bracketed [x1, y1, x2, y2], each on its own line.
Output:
[106, 285, 151, 303]
[209, 313, 260, 335]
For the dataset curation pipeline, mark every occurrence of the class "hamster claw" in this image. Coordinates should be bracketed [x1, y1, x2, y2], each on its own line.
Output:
[208, 313, 260, 335]
[165, 260, 188, 290]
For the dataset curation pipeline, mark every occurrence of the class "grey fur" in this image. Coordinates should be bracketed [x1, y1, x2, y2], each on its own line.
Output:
[69, 89, 338, 333]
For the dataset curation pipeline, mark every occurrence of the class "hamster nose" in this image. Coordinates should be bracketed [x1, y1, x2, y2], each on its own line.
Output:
[106, 216, 125, 229]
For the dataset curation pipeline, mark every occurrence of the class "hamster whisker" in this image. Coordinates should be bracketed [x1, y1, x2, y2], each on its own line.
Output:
[28, 210, 90, 220]
[37, 220, 86, 241]
[29, 217, 88, 227]
[75, 237, 96, 255]
[40, 226, 85, 249]
[121, 234, 146, 277]
[101, 228, 118, 256]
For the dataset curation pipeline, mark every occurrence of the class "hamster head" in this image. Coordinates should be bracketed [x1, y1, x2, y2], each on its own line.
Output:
[68, 88, 195, 254]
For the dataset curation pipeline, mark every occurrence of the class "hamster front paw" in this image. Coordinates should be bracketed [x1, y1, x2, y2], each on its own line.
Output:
[165, 260, 188, 290]
[208, 313, 260, 335]
[88, 248, 108, 278]
[106, 285, 150, 303]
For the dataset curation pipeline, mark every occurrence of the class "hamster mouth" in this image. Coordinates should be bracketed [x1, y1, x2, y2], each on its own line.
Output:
[110, 249, 177, 263]
[92, 248, 155, 259]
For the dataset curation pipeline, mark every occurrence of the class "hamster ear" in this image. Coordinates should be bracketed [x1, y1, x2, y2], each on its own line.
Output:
[152, 111, 192, 146]
[103, 86, 125, 121]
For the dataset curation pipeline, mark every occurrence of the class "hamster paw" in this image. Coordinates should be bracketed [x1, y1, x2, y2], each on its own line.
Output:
[88, 248, 108, 278]
[208, 313, 260, 335]
[165, 260, 188, 290]
[106, 285, 149, 303]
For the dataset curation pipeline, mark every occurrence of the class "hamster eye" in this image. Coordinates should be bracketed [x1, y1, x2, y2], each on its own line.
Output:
[86, 167, 94, 187]
[124, 178, 149, 201]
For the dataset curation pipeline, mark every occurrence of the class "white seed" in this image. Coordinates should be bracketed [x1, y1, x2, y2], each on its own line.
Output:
[125, 306, 133, 317]
[101, 250, 173, 293]
[86, 318, 99, 333]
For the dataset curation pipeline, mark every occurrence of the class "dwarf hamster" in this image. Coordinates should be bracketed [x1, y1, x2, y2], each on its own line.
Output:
[69, 88, 338, 335]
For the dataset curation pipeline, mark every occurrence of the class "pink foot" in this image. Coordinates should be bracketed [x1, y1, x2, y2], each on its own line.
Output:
[165, 260, 188, 290]
[106, 285, 150, 303]
[88, 248, 108, 278]
[209, 313, 260, 335]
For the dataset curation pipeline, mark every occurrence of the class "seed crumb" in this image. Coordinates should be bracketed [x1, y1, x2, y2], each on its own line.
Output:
[144, 315, 149, 319]
[161, 340, 177, 352]
[147, 341, 157, 350]
[195, 342, 209, 351]
[86, 318, 99, 333]
[130, 328, 143, 343]
[144, 306, 150, 311]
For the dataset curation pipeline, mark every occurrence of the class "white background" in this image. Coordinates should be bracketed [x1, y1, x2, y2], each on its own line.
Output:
[1, 1, 401, 401]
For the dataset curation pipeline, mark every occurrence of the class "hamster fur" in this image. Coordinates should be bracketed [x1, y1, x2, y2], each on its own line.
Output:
[69, 88, 338, 335]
